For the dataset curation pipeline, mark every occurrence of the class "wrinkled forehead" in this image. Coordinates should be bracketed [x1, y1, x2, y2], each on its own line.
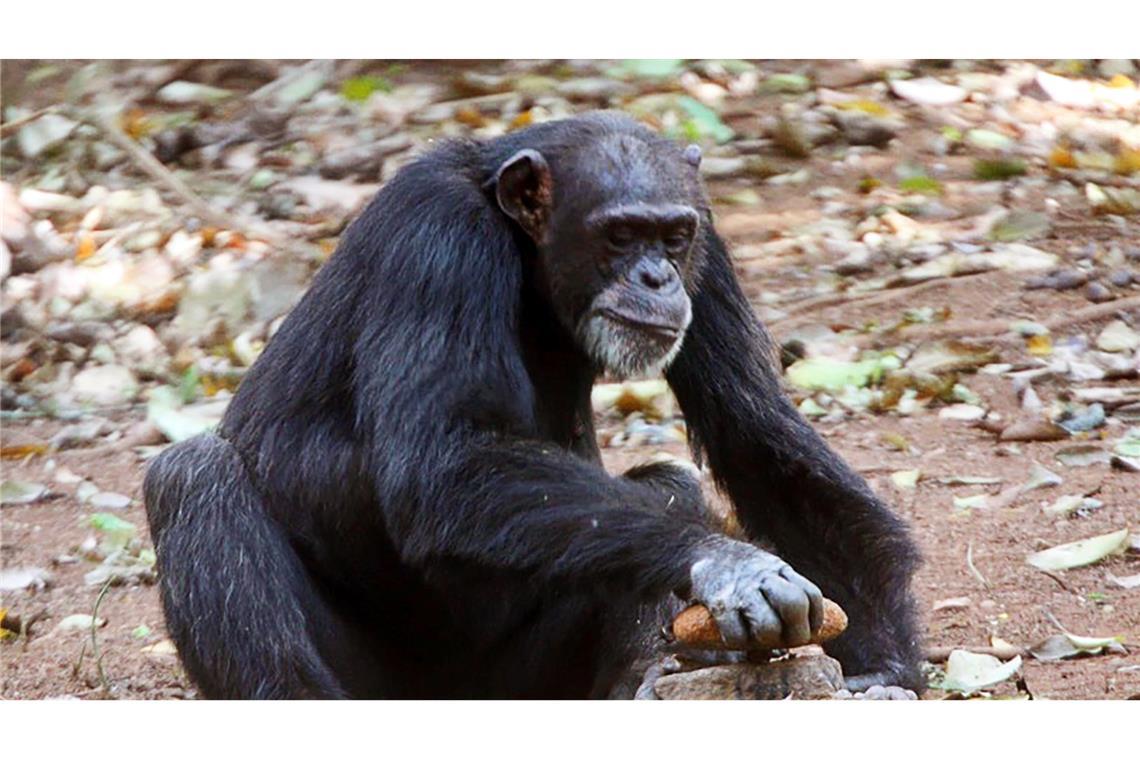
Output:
[555, 132, 701, 217]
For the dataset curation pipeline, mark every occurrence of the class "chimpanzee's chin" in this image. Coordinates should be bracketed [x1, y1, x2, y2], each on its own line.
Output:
[579, 315, 685, 379]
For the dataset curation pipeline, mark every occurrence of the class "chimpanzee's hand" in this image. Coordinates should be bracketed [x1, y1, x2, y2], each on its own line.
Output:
[688, 535, 823, 650]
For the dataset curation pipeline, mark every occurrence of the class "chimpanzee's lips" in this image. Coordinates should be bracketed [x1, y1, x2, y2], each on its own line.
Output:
[598, 309, 682, 341]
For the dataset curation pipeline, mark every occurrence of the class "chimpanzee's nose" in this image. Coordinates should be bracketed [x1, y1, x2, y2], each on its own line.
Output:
[633, 257, 679, 292]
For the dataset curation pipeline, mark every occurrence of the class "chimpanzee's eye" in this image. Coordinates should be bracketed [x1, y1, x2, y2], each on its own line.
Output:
[608, 225, 635, 249]
[664, 234, 689, 253]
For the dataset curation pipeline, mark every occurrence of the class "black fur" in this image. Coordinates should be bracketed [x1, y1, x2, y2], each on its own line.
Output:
[145, 112, 923, 698]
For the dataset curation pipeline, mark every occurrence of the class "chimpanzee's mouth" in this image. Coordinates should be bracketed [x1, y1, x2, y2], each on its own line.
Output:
[597, 309, 682, 341]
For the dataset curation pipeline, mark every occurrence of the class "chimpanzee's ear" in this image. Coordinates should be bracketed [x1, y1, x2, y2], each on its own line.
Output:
[492, 149, 552, 243]
[683, 144, 702, 168]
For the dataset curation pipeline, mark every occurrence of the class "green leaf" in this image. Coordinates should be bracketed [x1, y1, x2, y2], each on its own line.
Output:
[898, 175, 943, 195]
[989, 211, 1050, 242]
[609, 60, 686, 79]
[89, 512, 137, 552]
[340, 75, 393, 102]
[759, 73, 812, 94]
[785, 356, 896, 392]
[149, 385, 222, 443]
[676, 96, 733, 144]
[974, 158, 1027, 180]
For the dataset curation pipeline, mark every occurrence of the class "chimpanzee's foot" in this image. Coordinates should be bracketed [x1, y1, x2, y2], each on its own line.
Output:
[833, 684, 918, 700]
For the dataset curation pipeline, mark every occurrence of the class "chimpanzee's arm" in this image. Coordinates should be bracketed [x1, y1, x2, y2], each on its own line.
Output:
[381, 438, 823, 648]
[665, 229, 924, 690]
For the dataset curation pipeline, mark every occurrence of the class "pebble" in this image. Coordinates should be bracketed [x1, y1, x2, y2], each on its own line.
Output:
[1057, 403, 1106, 433]
[1084, 281, 1114, 302]
[1024, 269, 1088, 291]
[1108, 269, 1133, 287]
[830, 111, 898, 148]
[71, 364, 139, 407]
[1096, 320, 1140, 353]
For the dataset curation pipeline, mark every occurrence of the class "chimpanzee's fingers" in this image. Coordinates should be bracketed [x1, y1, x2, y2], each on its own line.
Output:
[758, 574, 812, 647]
[779, 566, 824, 635]
[739, 595, 783, 650]
[708, 599, 748, 649]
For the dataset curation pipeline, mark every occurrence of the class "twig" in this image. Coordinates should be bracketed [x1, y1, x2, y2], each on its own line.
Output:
[926, 645, 1026, 663]
[0, 106, 59, 136]
[70, 107, 238, 231]
[854, 294, 1140, 346]
[966, 542, 990, 590]
[90, 580, 112, 693]
[774, 272, 992, 324]
[1039, 571, 1073, 593]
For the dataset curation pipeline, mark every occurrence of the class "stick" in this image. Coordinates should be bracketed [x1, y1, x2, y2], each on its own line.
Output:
[75, 108, 238, 231]
[0, 106, 59, 136]
[925, 644, 1026, 663]
[865, 295, 1140, 344]
[672, 598, 848, 650]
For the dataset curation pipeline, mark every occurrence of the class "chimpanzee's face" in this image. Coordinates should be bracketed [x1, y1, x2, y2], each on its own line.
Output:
[493, 132, 705, 378]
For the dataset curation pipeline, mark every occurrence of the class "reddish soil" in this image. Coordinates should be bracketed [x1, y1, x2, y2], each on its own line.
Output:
[2, 61, 1138, 699]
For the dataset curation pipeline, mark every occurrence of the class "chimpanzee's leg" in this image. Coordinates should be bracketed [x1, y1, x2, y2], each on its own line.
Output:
[145, 433, 384, 699]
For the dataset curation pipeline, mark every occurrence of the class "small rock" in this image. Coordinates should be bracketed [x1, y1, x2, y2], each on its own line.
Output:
[50, 419, 113, 449]
[939, 404, 987, 421]
[1098, 59, 1137, 78]
[45, 321, 114, 348]
[830, 110, 898, 148]
[71, 365, 139, 406]
[16, 113, 78, 159]
[654, 655, 845, 700]
[1085, 281, 1114, 303]
[112, 325, 169, 375]
[88, 491, 132, 510]
[890, 77, 968, 106]
[156, 81, 232, 105]
[1108, 269, 1133, 287]
[0, 566, 53, 592]
[318, 134, 412, 180]
[1096, 320, 1140, 353]
[1024, 269, 1089, 291]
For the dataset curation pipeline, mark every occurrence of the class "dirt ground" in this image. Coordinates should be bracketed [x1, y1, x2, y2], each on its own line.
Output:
[3, 266, 1137, 701]
[2, 59, 1139, 700]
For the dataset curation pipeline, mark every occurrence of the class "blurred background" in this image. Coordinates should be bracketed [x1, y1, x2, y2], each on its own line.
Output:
[1, 59, 1138, 700]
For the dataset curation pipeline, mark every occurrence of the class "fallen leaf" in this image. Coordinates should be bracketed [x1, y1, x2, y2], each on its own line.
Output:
[1043, 494, 1103, 518]
[1055, 445, 1112, 467]
[933, 596, 972, 611]
[1028, 632, 1125, 661]
[0, 566, 53, 592]
[1026, 528, 1130, 571]
[786, 356, 896, 392]
[55, 614, 106, 632]
[0, 480, 49, 505]
[890, 77, 967, 106]
[974, 159, 1026, 180]
[890, 470, 921, 489]
[1021, 462, 1062, 493]
[1086, 183, 1140, 215]
[1000, 419, 1069, 442]
[938, 651, 1022, 696]
[141, 639, 179, 657]
[1107, 572, 1140, 589]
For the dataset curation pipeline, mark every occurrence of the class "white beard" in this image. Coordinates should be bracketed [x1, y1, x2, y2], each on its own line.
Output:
[577, 314, 689, 380]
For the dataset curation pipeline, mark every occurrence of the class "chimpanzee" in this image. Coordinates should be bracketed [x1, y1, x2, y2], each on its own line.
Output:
[144, 111, 923, 699]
